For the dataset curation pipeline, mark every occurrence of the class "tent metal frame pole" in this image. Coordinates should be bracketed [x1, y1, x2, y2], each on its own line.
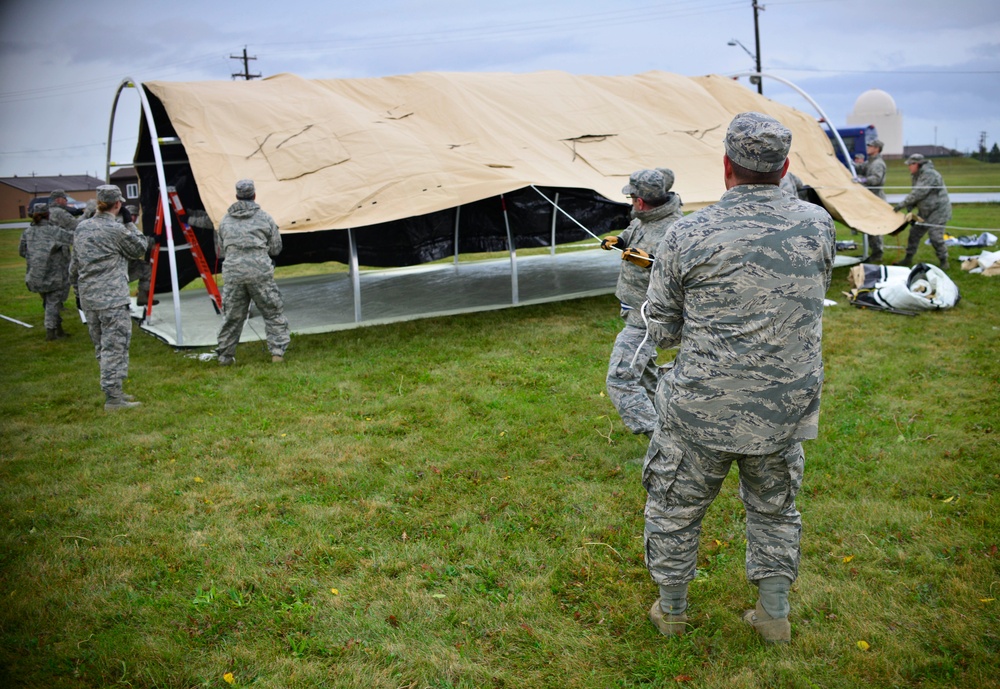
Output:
[549, 191, 559, 256]
[347, 228, 362, 322]
[500, 194, 519, 305]
[107, 77, 185, 344]
[728, 71, 870, 253]
[453, 205, 461, 265]
[727, 71, 857, 178]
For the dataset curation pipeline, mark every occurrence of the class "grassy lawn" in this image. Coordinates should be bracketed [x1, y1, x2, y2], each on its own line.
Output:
[1, 201, 999, 688]
[884, 156, 1000, 193]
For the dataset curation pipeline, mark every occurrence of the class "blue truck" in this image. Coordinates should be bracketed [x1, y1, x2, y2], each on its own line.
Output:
[825, 124, 879, 169]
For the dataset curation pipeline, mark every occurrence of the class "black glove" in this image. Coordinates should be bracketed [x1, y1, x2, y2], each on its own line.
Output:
[892, 204, 904, 213]
[601, 236, 623, 250]
[120, 205, 132, 224]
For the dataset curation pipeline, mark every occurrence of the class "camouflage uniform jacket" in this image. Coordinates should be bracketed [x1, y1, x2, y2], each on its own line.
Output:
[48, 204, 79, 232]
[19, 220, 74, 293]
[216, 201, 282, 284]
[615, 193, 683, 324]
[857, 154, 887, 200]
[71, 211, 149, 310]
[899, 160, 950, 217]
[645, 184, 836, 455]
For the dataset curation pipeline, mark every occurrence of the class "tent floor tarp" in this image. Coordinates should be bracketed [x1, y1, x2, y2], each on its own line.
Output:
[137, 249, 621, 348]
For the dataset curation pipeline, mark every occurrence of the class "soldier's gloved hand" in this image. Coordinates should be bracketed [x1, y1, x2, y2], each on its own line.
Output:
[621, 247, 654, 269]
[120, 205, 132, 224]
[893, 204, 905, 213]
[601, 236, 622, 250]
[853, 176, 867, 184]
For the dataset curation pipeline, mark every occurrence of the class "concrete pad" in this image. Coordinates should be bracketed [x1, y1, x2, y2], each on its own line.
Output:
[138, 249, 620, 348]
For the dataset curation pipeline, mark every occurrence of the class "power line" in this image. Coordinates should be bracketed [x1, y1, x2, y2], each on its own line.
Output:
[0, 137, 137, 156]
[230, 47, 261, 80]
[773, 67, 1000, 75]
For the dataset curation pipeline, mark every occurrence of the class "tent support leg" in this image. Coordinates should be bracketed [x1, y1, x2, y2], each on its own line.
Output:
[549, 191, 559, 256]
[348, 228, 362, 322]
[501, 194, 519, 305]
[453, 205, 461, 265]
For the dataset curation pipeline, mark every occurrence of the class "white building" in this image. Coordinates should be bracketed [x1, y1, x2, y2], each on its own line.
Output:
[847, 89, 903, 158]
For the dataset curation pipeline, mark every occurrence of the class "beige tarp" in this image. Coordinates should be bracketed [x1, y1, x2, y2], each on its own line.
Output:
[145, 70, 900, 236]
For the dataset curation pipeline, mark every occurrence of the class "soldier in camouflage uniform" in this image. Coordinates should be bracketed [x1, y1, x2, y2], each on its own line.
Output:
[47, 189, 80, 233]
[121, 206, 156, 306]
[48, 190, 80, 307]
[893, 153, 952, 270]
[71, 185, 151, 411]
[215, 179, 290, 365]
[641, 112, 835, 643]
[601, 169, 683, 437]
[778, 170, 804, 200]
[19, 203, 75, 340]
[853, 139, 887, 263]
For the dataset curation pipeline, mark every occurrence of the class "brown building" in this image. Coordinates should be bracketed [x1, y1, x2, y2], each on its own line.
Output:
[902, 145, 963, 159]
[0, 174, 106, 220]
[110, 167, 140, 206]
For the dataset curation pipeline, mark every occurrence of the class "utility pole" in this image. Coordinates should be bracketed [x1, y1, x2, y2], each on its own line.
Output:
[752, 0, 764, 95]
[980, 131, 988, 161]
[230, 47, 261, 81]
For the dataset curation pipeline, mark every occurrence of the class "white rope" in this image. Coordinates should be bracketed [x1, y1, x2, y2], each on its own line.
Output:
[630, 300, 654, 370]
[529, 185, 608, 243]
[812, 184, 1000, 191]
[901, 222, 1000, 233]
[528, 184, 657, 264]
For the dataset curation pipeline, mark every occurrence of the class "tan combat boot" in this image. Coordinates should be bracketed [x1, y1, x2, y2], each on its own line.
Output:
[649, 600, 687, 637]
[105, 393, 142, 411]
[742, 601, 791, 643]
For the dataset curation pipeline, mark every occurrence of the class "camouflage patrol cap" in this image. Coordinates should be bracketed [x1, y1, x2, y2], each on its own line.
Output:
[49, 189, 67, 200]
[32, 202, 48, 213]
[96, 184, 125, 204]
[868, 139, 884, 150]
[126, 204, 139, 215]
[724, 111, 791, 173]
[905, 153, 926, 165]
[235, 178, 256, 199]
[621, 169, 668, 204]
[656, 167, 676, 193]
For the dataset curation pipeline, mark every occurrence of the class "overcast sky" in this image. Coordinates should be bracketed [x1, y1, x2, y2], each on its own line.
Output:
[1, 0, 998, 179]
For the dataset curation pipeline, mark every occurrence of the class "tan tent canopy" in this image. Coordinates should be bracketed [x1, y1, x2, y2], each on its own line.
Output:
[140, 70, 898, 238]
[126, 70, 899, 346]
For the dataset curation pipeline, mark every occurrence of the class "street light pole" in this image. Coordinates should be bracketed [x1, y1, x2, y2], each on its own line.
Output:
[727, 38, 761, 93]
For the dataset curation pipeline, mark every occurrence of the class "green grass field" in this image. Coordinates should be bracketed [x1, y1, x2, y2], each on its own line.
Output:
[1, 196, 999, 688]
[883, 156, 1000, 193]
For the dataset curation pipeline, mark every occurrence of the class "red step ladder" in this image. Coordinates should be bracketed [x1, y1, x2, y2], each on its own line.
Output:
[147, 187, 222, 319]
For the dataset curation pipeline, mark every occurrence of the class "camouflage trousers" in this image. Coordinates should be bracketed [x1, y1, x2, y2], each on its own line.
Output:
[39, 290, 64, 330]
[606, 323, 659, 435]
[128, 258, 152, 303]
[217, 278, 290, 358]
[643, 429, 803, 587]
[84, 305, 132, 396]
[905, 206, 952, 261]
[864, 232, 883, 258]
